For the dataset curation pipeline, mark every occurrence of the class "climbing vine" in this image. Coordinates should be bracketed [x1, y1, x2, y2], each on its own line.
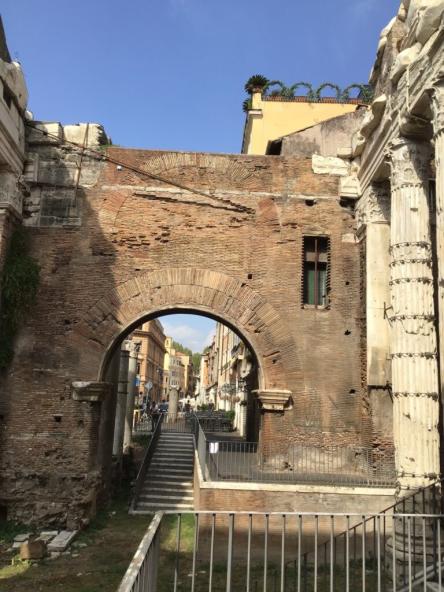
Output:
[242, 75, 374, 111]
[0, 228, 40, 370]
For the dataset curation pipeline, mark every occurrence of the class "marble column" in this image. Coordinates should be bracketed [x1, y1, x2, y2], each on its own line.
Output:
[388, 138, 440, 488]
[112, 346, 130, 459]
[431, 82, 444, 423]
[123, 344, 139, 453]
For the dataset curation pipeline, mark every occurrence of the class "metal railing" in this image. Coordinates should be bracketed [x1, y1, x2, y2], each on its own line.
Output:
[134, 413, 396, 489]
[117, 512, 162, 592]
[131, 413, 196, 510]
[194, 411, 233, 433]
[117, 510, 444, 592]
[194, 424, 395, 487]
[301, 479, 444, 588]
[134, 412, 195, 435]
[208, 441, 395, 486]
[131, 415, 163, 511]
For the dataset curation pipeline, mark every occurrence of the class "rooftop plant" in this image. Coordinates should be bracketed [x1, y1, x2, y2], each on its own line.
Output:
[244, 74, 269, 94]
[242, 76, 374, 111]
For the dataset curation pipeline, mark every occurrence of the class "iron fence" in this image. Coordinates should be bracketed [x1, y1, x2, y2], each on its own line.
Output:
[117, 510, 444, 592]
[134, 413, 396, 488]
[199, 437, 396, 487]
[134, 413, 195, 435]
[194, 411, 233, 433]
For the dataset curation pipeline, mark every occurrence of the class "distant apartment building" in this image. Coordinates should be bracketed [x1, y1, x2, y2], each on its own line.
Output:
[129, 319, 166, 403]
[198, 323, 255, 436]
[242, 86, 361, 155]
[163, 337, 194, 398]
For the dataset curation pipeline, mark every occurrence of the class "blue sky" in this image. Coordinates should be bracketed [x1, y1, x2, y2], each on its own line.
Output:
[158, 314, 215, 353]
[2, 0, 399, 154]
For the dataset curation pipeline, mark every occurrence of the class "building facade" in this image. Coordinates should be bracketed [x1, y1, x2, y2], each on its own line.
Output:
[242, 89, 362, 155]
[163, 337, 194, 399]
[128, 319, 166, 403]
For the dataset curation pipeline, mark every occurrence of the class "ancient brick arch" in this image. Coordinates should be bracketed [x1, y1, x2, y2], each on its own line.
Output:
[77, 267, 298, 391]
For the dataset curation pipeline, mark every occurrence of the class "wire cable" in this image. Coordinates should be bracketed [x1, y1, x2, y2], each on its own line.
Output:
[24, 122, 255, 215]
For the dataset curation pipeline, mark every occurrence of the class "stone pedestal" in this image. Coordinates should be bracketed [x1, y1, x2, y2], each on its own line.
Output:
[168, 387, 179, 421]
[388, 138, 440, 488]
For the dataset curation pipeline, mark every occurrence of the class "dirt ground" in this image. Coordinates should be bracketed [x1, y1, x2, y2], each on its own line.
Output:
[0, 438, 151, 592]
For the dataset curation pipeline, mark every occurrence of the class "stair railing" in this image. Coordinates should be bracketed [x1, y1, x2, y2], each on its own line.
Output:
[130, 414, 164, 512]
[299, 478, 443, 586]
[191, 413, 212, 481]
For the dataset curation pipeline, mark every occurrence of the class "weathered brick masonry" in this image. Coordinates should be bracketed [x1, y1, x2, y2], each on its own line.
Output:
[0, 136, 368, 525]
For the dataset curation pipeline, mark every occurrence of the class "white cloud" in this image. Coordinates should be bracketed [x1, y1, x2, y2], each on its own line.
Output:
[162, 321, 213, 353]
[203, 329, 216, 348]
[350, 0, 378, 19]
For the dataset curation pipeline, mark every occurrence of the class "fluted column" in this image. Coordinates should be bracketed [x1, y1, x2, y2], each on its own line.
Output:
[431, 82, 444, 419]
[388, 138, 440, 489]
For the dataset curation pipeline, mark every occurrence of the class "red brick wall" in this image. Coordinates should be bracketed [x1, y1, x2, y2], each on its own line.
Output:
[0, 145, 367, 525]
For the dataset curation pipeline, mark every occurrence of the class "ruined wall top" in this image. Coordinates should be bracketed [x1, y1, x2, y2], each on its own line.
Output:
[0, 16, 11, 63]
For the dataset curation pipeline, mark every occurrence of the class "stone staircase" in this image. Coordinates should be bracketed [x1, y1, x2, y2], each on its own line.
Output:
[133, 432, 195, 513]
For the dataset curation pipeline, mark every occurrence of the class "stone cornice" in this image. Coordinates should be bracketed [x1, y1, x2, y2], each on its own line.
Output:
[358, 29, 444, 192]
[253, 389, 293, 412]
[72, 381, 112, 402]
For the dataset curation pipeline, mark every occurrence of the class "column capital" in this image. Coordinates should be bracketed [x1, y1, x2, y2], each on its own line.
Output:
[387, 138, 432, 191]
[356, 183, 390, 230]
[252, 389, 293, 412]
[431, 80, 444, 137]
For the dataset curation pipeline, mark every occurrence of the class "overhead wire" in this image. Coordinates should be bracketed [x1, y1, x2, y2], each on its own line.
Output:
[24, 122, 255, 215]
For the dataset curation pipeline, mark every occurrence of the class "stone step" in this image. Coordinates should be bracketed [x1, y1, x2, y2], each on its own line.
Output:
[147, 474, 193, 482]
[151, 452, 194, 462]
[153, 449, 194, 455]
[148, 464, 193, 472]
[160, 434, 194, 439]
[143, 480, 193, 487]
[144, 479, 193, 487]
[139, 493, 194, 502]
[136, 502, 194, 510]
[147, 469, 193, 481]
[150, 463, 194, 470]
[142, 489, 194, 497]
[150, 457, 194, 468]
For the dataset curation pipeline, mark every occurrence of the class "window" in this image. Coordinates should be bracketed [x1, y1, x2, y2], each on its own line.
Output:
[303, 236, 329, 308]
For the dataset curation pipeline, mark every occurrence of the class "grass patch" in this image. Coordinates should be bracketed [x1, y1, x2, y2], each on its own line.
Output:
[0, 522, 31, 546]
[2, 485, 151, 592]
[0, 556, 30, 580]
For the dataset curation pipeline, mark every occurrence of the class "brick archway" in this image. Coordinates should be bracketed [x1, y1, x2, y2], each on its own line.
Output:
[76, 268, 299, 391]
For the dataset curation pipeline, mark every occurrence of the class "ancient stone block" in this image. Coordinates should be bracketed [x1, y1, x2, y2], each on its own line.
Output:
[20, 539, 46, 560]
[47, 530, 78, 552]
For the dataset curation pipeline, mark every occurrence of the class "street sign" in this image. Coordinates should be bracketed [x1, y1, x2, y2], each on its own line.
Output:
[144, 381, 153, 394]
